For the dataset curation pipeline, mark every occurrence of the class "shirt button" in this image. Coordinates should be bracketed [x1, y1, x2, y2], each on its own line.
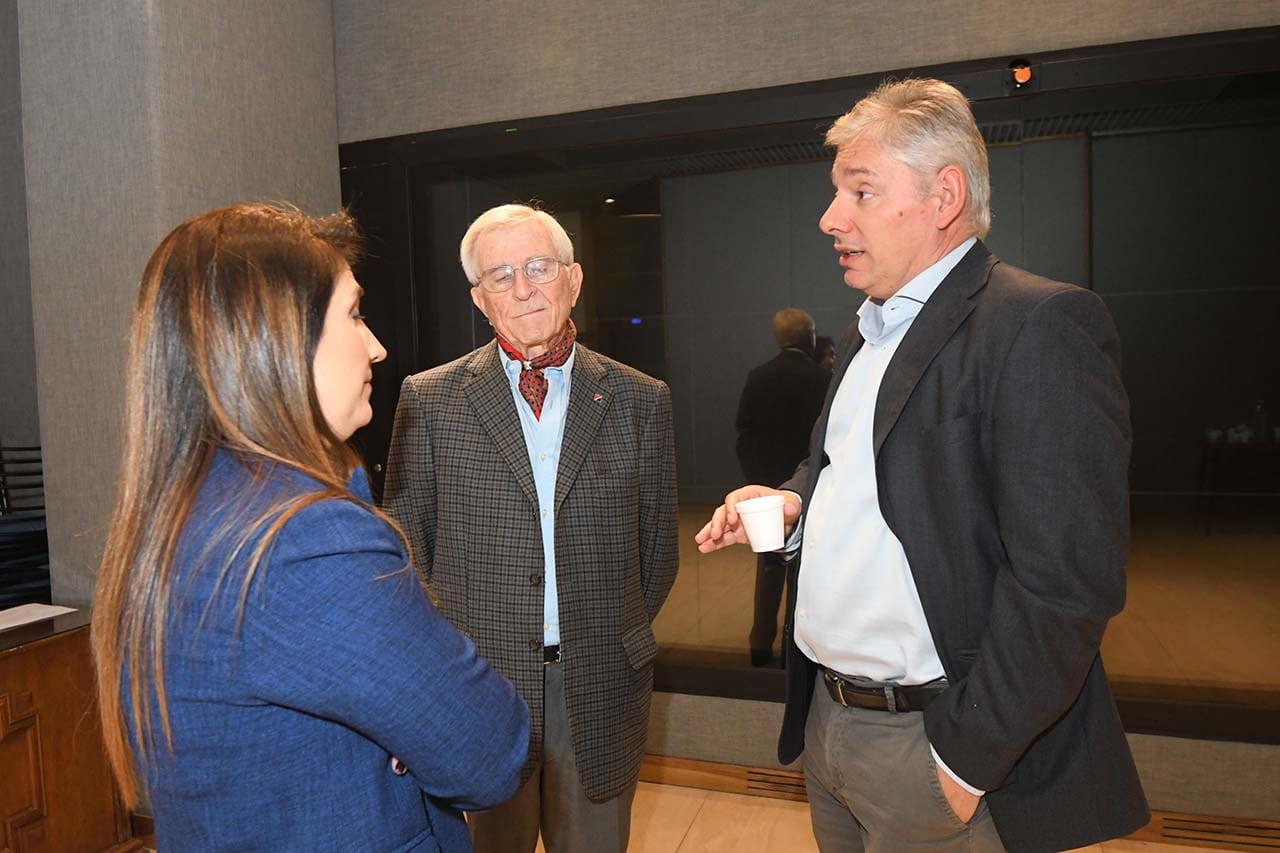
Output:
[543, 623, 550, 631]
[541, 509, 549, 518]
[798, 608, 807, 617]
[530, 573, 542, 585]
[539, 452, 547, 461]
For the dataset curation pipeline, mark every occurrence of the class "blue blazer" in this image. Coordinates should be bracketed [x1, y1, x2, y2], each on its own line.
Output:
[134, 450, 529, 851]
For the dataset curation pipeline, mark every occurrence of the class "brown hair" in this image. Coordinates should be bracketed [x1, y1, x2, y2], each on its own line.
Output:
[92, 203, 379, 805]
[771, 308, 816, 350]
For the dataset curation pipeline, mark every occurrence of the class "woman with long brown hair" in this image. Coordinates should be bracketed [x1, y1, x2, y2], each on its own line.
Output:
[92, 203, 528, 851]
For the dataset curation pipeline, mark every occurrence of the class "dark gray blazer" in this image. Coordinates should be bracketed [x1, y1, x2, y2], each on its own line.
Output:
[779, 242, 1149, 852]
[382, 341, 679, 802]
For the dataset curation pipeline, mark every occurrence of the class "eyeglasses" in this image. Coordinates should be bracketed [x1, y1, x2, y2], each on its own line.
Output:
[474, 256, 567, 293]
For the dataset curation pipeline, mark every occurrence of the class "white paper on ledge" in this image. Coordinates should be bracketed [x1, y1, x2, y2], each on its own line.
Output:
[0, 603, 77, 632]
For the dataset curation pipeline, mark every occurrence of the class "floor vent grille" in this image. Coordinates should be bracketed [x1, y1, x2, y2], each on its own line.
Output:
[1151, 812, 1280, 850]
[744, 768, 807, 802]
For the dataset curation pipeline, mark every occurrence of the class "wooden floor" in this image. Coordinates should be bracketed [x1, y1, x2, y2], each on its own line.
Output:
[530, 782, 1235, 852]
[137, 784, 1260, 853]
[656, 506, 1280, 705]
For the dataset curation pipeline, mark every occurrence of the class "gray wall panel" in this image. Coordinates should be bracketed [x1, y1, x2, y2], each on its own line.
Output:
[0, 0, 39, 447]
[333, 0, 1280, 143]
[152, 1, 341, 225]
[19, 0, 341, 606]
[984, 146, 1024, 266]
[19, 1, 159, 605]
[1023, 136, 1090, 287]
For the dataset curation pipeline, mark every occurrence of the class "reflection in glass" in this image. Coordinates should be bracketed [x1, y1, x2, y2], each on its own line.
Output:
[344, 69, 1280, 731]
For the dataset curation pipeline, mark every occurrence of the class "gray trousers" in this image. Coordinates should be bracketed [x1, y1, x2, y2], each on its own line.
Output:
[804, 680, 1006, 853]
[468, 659, 636, 853]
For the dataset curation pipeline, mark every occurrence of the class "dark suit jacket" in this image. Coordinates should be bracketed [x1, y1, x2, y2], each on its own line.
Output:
[735, 348, 831, 487]
[382, 342, 679, 802]
[779, 243, 1148, 852]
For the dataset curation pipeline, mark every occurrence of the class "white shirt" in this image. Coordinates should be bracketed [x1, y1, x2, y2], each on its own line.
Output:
[794, 237, 983, 795]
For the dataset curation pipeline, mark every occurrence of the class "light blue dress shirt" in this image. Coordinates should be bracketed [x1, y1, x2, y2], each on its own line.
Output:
[794, 237, 984, 795]
[498, 342, 576, 646]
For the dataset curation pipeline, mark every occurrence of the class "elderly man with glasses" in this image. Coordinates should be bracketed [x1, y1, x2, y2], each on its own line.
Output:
[383, 203, 678, 853]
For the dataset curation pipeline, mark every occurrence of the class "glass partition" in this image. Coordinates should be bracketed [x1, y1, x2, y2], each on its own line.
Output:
[342, 46, 1280, 739]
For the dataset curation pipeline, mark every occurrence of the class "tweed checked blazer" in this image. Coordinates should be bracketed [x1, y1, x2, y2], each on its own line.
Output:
[382, 341, 679, 802]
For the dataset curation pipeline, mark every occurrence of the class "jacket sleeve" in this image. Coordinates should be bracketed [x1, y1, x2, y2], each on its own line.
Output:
[382, 375, 437, 586]
[640, 382, 680, 622]
[240, 499, 529, 811]
[923, 288, 1132, 791]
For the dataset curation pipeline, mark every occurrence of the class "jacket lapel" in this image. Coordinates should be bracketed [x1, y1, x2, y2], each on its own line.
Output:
[554, 346, 609, 514]
[464, 343, 539, 507]
[872, 242, 995, 456]
[803, 324, 864, 502]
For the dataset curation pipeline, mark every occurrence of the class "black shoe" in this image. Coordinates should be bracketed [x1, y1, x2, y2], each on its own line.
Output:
[750, 648, 774, 667]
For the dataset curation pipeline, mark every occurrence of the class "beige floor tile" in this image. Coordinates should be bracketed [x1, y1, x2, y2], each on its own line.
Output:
[630, 782, 710, 853]
[673, 789, 818, 853]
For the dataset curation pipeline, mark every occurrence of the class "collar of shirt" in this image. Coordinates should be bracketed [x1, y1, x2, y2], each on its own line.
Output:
[856, 237, 976, 346]
[497, 339, 577, 397]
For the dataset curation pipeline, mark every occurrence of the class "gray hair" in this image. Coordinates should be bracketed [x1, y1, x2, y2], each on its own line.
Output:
[826, 78, 991, 238]
[459, 203, 575, 285]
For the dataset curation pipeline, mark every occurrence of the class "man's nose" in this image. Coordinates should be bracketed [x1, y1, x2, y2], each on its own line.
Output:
[819, 198, 843, 235]
[511, 269, 537, 299]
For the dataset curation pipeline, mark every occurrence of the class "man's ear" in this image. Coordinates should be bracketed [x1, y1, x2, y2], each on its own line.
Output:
[568, 263, 583, 307]
[470, 286, 486, 317]
[934, 165, 967, 230]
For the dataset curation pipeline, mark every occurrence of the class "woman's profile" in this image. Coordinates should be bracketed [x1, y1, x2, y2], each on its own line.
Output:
[92, 203, 528, 851]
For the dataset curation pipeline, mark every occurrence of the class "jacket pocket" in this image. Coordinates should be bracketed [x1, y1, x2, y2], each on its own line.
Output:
[391, 825, 440, 852]
[921, 410, 983, 447]
[621, 621, 658, 671]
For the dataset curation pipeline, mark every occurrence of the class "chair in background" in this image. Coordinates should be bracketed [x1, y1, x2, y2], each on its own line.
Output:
[0, 439, 51, 607]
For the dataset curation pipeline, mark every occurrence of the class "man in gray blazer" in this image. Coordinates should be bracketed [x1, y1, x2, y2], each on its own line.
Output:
[382, 203, 678, 853]
[696, 79, 1148, 851]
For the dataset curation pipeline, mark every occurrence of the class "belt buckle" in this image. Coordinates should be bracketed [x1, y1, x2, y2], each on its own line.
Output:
[824, 670, 852, 708]
[825, 670, 897, 711]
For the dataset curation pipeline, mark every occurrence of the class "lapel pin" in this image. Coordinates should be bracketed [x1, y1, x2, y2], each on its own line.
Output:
[593, 393, 603, 402]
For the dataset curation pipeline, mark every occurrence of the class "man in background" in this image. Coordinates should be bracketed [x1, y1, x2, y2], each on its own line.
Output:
[813, 334, 836, 370]
[735, 308, 830, 665]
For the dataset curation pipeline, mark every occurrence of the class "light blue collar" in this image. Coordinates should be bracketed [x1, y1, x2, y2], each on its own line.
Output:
[857, 237, 976, 346]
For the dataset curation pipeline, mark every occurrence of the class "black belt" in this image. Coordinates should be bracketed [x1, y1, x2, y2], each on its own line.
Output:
[820, 667, 947, 713]
[543, 644, 561, 664]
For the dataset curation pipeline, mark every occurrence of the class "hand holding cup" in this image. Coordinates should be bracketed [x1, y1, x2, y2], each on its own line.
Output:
[694, 485, 802, 554]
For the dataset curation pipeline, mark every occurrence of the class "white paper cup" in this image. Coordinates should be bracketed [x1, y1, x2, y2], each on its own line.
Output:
[736, 494, 785, 552]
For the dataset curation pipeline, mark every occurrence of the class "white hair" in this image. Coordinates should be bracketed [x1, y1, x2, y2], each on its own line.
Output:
[826, 78, 991, 238]
[459, 204, 575, 285]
